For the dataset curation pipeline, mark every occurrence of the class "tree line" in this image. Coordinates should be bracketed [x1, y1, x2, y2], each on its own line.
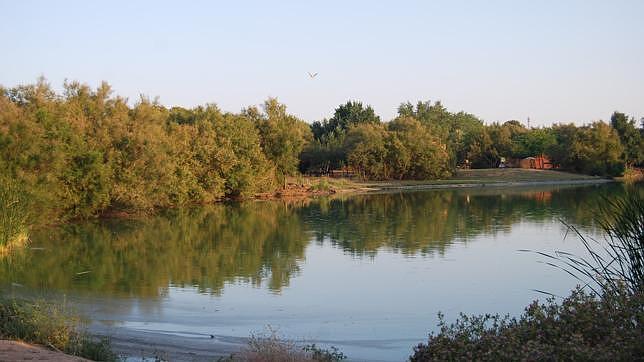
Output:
[0, 78, 641, 220]
[303, 100, 642, 178]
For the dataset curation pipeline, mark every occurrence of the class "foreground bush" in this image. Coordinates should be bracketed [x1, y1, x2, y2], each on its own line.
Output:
[0, 299, 116, 361]
[410, 288, 643, 361]
[221, 328, 347, 362]
[412, 192, 644, 361]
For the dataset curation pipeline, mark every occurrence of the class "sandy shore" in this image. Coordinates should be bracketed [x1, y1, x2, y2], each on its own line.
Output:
[0, 340, 90, 362]
[90, 324, 246, 361]
[360, 178, 614, 192]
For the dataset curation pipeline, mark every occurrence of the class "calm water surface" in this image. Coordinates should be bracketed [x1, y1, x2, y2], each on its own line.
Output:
[1, 183, 639, 361]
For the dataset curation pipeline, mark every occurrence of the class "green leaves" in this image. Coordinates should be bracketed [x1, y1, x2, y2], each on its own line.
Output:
[254, 98, 312, 179]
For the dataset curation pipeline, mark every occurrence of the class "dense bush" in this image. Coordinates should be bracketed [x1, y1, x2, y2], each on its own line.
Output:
[548, 122, 625, 177]
[411, 191, 644, 361]
[410, 289, 643, 361]
[0, 79, 300, 221]
[1, 79, 639, 221]
[0, 299, 116, 361]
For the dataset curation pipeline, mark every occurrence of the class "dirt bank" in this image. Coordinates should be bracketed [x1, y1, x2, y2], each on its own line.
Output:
[0, 340, 90, 362]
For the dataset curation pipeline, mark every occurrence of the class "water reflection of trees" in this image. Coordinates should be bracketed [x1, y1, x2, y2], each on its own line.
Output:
[0, 201, 310, 297]
[0, 184, 634, 297]
[303, 184, 630, 256]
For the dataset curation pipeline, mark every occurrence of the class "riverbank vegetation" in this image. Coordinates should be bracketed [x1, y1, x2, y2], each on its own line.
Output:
[220, 329, 347, 362]
[410, 191, 643, 361]
[1, 78, 642, 223]
[0, 178, 29, 255]
[0, 298, 116, 361]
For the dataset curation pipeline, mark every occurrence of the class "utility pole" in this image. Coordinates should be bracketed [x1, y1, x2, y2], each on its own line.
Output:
[527, 117, 531, 129]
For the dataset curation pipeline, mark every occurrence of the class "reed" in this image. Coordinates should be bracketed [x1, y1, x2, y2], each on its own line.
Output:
[0, 177, 29, 255]
[534, 192, 643, 296]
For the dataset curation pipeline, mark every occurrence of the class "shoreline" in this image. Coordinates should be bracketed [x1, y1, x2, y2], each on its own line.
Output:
[352, 177, 614, 193]
[94, 176, 618, 220]
[28, 170, 619, 226]
[0, 340, 90, 362]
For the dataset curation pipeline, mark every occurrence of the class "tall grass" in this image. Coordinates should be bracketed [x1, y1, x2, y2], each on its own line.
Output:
[0, 177, 29, 255]
[411, 191, 644, 361]
[535, 192, 643, 296]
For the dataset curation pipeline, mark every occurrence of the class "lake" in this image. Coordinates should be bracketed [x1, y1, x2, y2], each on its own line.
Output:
[1, 183, 637, 361]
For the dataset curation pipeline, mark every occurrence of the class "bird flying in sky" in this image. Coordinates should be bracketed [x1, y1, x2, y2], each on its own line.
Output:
[308, 72, 318, 79]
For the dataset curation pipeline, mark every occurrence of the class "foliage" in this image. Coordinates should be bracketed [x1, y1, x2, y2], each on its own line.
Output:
[299, 135, 346, 175]
[411, 191, 644, 361]
[611, 111, 643, 167]
[220, 328, 346, 362]
[410, 288, 643, 361]
[343, 123, 388, 179]
[310, 178, 332, 192]
[0, 298, 117, 361]
[548, 122, 624, 177]
[312, 101, 380, 142]
[0, 79, 278, 221]
[0, 177, 29, 254]
[249, 98, 312, 179]
[302, 344, 347, 362]
[386, 117, 451, 179]
[1, 78, 639, 222]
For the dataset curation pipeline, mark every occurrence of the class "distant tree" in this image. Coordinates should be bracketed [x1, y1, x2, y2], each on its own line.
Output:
[250, 98, 312, 179]
[514, 128, 557, 159]
[299, 135, 345, 175]
[343, 123, 388, 179]
[610, 111, 642, 167]
[549, 122, 624, 176]
[398, 100, 451, 139]
[313, 101, 380, 142]
[387, 117, 451, 179]
[464, 126, 498, 168]
[398, 101, 483, 168]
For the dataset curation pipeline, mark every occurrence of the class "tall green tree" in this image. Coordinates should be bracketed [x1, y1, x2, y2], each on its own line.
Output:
[387, 117, 451, 179]
[343, 123, 388, 179]
[549, 122, 624, 176]
[312, 101, 380, 142]
[610, 111, 642, 167]
[249, 98, 312, 179]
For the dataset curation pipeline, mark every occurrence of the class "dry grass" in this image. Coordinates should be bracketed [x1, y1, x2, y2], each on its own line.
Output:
[220, 328, 346, 362]
[300, 168, 602, 191]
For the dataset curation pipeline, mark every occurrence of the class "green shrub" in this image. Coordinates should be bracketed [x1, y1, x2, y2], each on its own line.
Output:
[412, 192, 644, 361]
[0, 177, 29, 254]
[310, 178, 332, 192]
[0, 299, 117, 361]
[410, 289, 643, 361]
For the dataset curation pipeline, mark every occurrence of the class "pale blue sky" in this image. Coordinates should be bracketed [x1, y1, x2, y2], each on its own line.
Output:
[1, 0, 643, 125]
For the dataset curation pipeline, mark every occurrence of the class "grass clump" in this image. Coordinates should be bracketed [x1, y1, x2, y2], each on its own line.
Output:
[221, 328, 346, 362]
[310, 178, 332, 192]
[0, 178, 29, 256]
[411, 191, 644, 361]
[0, 298, 117, 361]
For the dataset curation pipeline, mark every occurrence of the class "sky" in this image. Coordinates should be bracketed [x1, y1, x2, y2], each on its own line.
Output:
[1, 0, 643, 126]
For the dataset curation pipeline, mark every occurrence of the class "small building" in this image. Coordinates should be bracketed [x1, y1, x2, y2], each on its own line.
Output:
[519, 155, 553, 169]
